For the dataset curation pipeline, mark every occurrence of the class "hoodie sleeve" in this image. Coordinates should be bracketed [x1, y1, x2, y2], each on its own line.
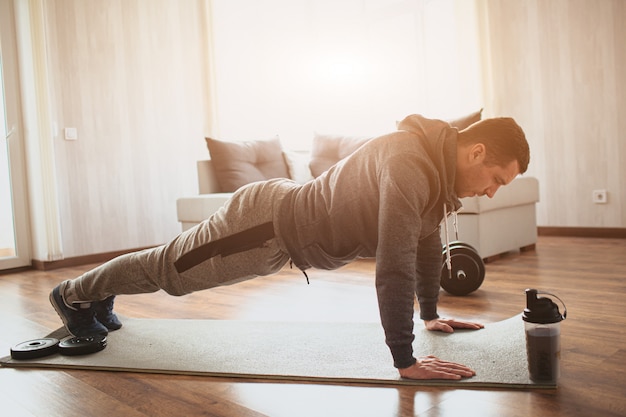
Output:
[415, 230, 443, 320]
[374, 153, 436, 369]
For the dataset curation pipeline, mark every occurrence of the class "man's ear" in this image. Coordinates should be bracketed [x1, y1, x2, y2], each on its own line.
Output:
[470, 143, 486, 163]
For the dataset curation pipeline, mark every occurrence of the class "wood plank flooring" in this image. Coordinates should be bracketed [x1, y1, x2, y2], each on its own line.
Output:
[0, 236, 625, 417]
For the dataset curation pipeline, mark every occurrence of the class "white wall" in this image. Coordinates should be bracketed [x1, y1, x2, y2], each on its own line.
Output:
[41, 0, 212, 258]
[480, 0, 625, 228]
[210, 0, 484, 148]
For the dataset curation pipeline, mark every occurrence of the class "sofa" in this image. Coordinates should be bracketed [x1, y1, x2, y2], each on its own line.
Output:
[440, 176, 539, 259]
[176, 118, 539, 260]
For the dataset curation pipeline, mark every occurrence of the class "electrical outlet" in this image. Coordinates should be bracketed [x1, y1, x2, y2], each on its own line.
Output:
[592, 189, 607, 204]
[64, 127, 78, 141]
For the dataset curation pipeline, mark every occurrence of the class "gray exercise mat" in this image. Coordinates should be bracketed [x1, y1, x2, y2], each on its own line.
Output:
[0, 314, 554, 388]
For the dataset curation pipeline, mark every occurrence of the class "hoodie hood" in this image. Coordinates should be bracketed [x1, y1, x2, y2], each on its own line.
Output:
[397, 114, 461, 212]
[397, 113, 449, 137]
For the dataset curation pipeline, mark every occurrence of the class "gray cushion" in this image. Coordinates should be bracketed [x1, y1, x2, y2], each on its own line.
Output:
[205, 136, 290, 192]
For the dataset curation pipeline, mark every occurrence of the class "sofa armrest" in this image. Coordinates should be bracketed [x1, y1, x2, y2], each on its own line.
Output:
[460, 177, 539, 214]
[176, 194, 232, 231]
[197, 160, 221, 194]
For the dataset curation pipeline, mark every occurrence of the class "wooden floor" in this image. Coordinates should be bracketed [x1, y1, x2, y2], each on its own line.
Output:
[0, 236, 625, 417]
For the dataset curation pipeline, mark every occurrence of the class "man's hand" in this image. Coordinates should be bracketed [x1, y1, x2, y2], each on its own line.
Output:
[397, 319, 484, 379]
[398, 355, 476, 380]
[424, 317, 484, 333]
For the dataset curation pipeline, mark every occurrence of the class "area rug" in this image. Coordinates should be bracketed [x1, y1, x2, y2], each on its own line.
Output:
[0, 314, 554, 388]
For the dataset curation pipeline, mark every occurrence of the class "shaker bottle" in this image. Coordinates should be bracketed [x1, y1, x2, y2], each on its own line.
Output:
[522, 288, 567, 382]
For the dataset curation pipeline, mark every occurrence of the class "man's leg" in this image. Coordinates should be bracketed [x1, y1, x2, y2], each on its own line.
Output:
[51, 180, 292, 336]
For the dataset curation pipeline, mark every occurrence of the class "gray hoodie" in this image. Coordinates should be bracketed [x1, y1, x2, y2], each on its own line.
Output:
[276, 114, 462, 369]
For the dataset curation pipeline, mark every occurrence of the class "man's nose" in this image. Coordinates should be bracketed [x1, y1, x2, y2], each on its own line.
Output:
[486, 185, 500, 198]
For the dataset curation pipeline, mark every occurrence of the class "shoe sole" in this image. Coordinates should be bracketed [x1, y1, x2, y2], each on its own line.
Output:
[99, 321, 123, 331]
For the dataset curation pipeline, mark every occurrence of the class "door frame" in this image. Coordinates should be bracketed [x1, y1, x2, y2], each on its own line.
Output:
[0, 0, 31, 270]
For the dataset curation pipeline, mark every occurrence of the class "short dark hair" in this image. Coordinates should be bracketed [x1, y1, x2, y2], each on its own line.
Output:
[457, 118, 530, 174]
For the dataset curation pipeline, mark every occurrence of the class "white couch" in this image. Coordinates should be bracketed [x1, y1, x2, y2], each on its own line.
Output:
[441, 176, 539, 259]
[176, 159, 539, 260]
[176, 160, 236, 232]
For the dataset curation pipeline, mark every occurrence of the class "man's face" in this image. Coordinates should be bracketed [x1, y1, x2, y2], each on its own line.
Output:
[455, 144, 520, 198]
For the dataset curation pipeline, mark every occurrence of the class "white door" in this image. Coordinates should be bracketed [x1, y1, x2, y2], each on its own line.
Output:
[0, 97, 17, 262]
[0, 0, 30, 270]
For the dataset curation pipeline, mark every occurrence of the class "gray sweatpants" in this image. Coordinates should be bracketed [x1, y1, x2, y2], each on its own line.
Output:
[64, 180, 294, 304]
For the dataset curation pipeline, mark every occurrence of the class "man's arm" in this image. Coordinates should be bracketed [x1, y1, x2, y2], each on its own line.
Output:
[414, 229, 444, 321]
[374, 155, 482, 378]
[374, 158, 430, 370]
[415, 228, 484, 332]
[395, 225, 482, 380]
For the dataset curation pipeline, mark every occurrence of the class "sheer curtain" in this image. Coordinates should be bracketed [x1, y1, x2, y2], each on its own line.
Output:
[14, 0, 63, 261]
[209, 0, 483, 148]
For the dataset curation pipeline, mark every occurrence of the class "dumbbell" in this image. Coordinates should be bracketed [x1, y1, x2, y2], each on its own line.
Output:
[440, 241, 485, 296]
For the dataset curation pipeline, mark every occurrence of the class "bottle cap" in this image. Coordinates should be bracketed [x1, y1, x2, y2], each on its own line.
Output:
[522, 288, 566, 323]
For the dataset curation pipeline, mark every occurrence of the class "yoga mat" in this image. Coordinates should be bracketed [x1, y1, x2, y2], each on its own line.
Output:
[0, 315, 554, 388]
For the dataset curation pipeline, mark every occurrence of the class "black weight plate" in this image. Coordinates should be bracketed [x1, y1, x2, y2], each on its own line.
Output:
[10, 338, 60, 360]
[441, 246, 485, 295]
[441, 245, 485, 296]
[447, 240, 480, 255]
[59, 335, 107, 356]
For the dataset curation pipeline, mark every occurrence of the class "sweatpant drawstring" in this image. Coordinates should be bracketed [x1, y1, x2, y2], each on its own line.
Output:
[442, 204, 461, 280]
[289, 260, 310, 285]
[443, 204, 452, 280]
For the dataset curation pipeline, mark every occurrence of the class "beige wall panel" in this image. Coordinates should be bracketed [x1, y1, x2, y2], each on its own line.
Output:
[481, 0, 625, 228]
[44, 0, 210, 257]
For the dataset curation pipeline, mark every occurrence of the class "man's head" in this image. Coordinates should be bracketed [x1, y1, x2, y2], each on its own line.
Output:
[455, 117, 530, 198]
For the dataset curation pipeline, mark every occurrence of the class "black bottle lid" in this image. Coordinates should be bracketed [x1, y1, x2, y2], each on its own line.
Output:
[522, 288, 566, 323]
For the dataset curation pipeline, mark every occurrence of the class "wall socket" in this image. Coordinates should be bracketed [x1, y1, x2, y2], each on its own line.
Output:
[592, 189, 608, 204]
[64, 127, 78, 141]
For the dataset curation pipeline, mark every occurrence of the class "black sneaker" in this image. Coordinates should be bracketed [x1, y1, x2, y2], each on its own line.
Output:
[49, 282, 108, 337]
[94, 296, 123, 331]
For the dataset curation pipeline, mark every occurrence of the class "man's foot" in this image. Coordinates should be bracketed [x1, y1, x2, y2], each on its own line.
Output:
[49, 282, 108, 337]
[94, 296, 123, 330]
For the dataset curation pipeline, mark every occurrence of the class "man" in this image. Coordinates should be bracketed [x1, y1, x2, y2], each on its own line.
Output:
[50, 114, 529, 380]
